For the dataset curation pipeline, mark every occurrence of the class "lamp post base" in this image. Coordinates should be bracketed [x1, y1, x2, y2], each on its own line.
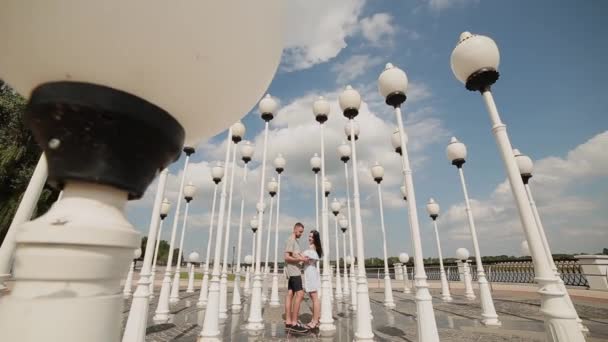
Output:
[246, 274, 265, 332]
[169, 268, 181, 304]
[197, 271, 210, 308]
[269, 273, 280, 307]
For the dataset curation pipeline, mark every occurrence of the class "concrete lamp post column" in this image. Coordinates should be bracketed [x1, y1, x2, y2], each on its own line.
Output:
[219, 121, 246, 320]
[0, 3, 283, 341]
[425, 199, 453, 302]
[170, 181, 197, 304]
[398, 253, 411, 294]
[339, 86, 374, 340]
[456, 248, 476, 300]
[154, 147, 196, 323]
[270, 154, 286, 307]
[338, 142, 355, 308]
[232, 140, 255, 312]
[243, 255, 254, 297]
[150, 197, 172, 298]
[197, 162, 224, 308]
[331, 199, 344, 302]
[262, 178, 278, 304]
[248, 218, 259, 298]
[450, 31, 584, 341]
[123, 248, 143, 298]
[447, 137, 499, 323]
[187, 252, 200, 293]
[514, 149, 587, 331]
[370, 162, 396, 308]
[338, 215, 350, 301]
[311, 153, 322, 230]
[313, 96, 336, 335]
[245, 94, 278, 334]
[378, 64, 440, 341]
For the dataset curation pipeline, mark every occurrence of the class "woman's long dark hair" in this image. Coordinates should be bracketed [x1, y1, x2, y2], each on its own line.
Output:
[311, 230, 323, 258]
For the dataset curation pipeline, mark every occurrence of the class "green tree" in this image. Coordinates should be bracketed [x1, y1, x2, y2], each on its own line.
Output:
[0, 80, 59, 246]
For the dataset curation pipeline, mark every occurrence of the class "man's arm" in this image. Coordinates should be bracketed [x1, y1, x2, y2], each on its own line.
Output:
[284, 251, 306, 264]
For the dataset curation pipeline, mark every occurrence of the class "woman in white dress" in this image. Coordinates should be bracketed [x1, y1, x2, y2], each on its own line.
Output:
[302, 230, 322, 329]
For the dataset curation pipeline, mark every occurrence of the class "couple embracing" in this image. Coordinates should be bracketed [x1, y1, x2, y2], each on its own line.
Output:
[283, 222, 323, 334]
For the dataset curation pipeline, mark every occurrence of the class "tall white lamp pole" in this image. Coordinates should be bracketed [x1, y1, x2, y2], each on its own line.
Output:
[122, 169, 169, 342]
[338, 141, 357, 310]
[370, 162, 396, 308]
[270, 154, 286, 307]
[425, 199, 453, 302]
[312, 96, 336, 334]
[243, 254, 254, 297]
[246, 94, 278, 333]
[379, 64, 440, 341]
[123, 248, 142, 298]
[197, 162, 224, 308]
[450, 32, 584, 341]
[219, 122, 246, 319]
[262, 177, 278, 304]
[232, 141, 255, 312]
[151, 197, 172, 298]
[187, 252, 200, 293]
[310, 153, 321, 229]
[339, 86, 374, 340]
[398, 253, 411, 294]
[338, 215, 350, 301]
[169, 181, 197, 303]
[447, 137, 499, 323]
[200, 127, 234, 338]
[0, 154, 48, 292]
[247, 217, 259, 297]
[330, 199, 344, 302]
[154, 147, 196, 323]
[514, 149, 587, 331]
[456, 248, 476, 300]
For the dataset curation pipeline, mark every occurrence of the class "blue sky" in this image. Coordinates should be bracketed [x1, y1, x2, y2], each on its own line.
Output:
[126, 0, 608, 263]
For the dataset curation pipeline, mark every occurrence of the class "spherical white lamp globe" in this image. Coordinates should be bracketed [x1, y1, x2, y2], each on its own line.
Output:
[456, 247, 470, 261]
[399, 253, 409, 263]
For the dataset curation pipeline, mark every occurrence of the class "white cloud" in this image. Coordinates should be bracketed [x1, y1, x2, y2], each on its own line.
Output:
[441, 131, 608, 255]
[282, 0, 365, 71]
[359, 13, 397, 45]
[331, 54, 385, 84]
[426, 0, 480, 12]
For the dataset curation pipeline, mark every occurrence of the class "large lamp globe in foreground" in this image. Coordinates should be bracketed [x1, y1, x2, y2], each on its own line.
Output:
[450, 32, 584, 341]
[0, 2, 283, 341]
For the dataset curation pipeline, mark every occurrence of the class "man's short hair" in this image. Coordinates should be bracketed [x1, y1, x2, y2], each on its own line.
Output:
[294, 222, 304, 230]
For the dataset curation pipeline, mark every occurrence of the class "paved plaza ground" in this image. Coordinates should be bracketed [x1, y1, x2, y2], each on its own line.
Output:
[123, 280, 608, 341]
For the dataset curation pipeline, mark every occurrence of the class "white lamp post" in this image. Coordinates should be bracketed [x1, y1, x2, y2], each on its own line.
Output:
[187, 252, 200, 293]
[122, 170, 169, 342]
[197, 162, 224, 308]
[378, 64, 439, 340]
[201, 126, 235, 335]
[514, 149, 587, 331]
[521, 240, 531, 256]
[270, 154, 286, 307]
[338, 141, 356, 309]
[312, 96, 336, 333]
[323, 178, 335, 301]
[232, 141, 255, 312]
[447, 137, 500, 323]
[246, 94, 278, 333]
[398, 253, 411, 294]
[170, 181, 197, 303]
[150, 196, 172, 298]
[425, 199, 453, 302]
[123, 248, 143, 298]
[0, 3, 282, 340]
[311, 153, 322, 229]
[262, 177, 278, 304]
[338, 215, 350, 301]
[371, 162, 396, 308]
[0, 154, 47, 292]
[456, 248, 476, 300]
[154, 147, 196, 323]
[339, 85, 373, 340]
[330, 199, 344, 302]
[391, 127, 408, 156]
[247, 217, 259, 298]
[219, 122, 246, 319]
[243, 254, 254, 297]
[450, 32, 584, 340]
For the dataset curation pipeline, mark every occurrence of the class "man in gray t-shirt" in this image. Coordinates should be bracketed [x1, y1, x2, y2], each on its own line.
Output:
[283, 222, 308, 333]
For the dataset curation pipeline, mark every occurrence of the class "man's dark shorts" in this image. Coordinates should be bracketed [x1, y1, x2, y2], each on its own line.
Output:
[287, 275, 303, 292]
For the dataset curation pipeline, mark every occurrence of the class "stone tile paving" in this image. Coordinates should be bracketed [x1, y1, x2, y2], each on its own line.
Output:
[122, 287, 608, 341]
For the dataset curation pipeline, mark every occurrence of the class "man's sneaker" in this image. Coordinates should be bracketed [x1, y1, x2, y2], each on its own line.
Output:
[290, 324, 309, 334]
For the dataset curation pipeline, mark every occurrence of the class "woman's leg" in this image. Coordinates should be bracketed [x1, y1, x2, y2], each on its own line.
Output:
[311, 291, 320, 324]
